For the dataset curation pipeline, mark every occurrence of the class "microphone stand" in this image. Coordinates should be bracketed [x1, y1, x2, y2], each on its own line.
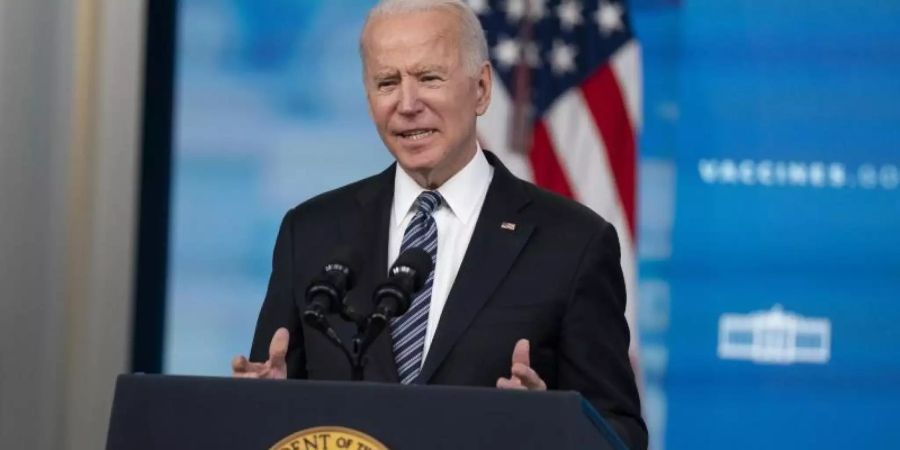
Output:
[306, 313, 387, 381]
[305, 246, 428, 381]
[304, 314, 356, 376]
[349, 316, 392, 380]
[346, 276, 420, 380]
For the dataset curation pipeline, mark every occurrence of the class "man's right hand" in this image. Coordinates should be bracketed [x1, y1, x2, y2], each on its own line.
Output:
[231, 327, 289, 379]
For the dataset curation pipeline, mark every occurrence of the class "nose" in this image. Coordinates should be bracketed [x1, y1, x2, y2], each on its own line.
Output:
[397, 78, 424, 116]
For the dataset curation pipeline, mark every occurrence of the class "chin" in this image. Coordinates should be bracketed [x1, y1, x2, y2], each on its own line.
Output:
[394, 145, 444, 173]
[398, 156, 439, 176]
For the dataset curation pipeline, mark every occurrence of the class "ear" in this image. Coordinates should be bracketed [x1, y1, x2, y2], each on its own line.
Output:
[474, 62, 492, 116]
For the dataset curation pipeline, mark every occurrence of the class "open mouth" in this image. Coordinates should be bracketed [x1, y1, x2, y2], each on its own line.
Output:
[396, 129, 437, 141]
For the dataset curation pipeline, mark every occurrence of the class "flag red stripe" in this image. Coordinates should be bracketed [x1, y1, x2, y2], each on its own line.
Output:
[528, 120, 575, 199]
[579, 65, 637, 237]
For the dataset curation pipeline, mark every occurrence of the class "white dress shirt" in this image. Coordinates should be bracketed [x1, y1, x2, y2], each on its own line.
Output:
[388, 145, 494, 363]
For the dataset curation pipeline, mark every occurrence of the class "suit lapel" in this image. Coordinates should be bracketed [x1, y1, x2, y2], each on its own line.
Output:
[417, 152, 534, 384]
[338, 165, 399, 382]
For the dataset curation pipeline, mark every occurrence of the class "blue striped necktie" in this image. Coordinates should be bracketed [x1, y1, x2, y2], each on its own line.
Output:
[391, 190, 442, 384]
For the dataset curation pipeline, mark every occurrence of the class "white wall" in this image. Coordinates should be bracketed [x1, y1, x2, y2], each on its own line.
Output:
[0, 0, 145, 448]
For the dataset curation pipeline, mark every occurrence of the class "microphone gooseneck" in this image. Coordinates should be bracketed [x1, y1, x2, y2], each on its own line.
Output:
[299, 246, 433, 381]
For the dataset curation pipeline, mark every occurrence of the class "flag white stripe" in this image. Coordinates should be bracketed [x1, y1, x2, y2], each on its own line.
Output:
[543, 80, 639, 352]
[476, 69, 534, 182]
[544, 90, 624, 224]
[609, 40, 643, 133]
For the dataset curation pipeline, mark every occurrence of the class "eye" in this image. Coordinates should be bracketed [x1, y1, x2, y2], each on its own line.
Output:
[421, 73, 443, 83]
[376, 79, 398, 90]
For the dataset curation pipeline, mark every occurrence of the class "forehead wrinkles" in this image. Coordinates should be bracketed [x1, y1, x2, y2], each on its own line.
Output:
[367, 37, 459, 79]
[363, 12, 463, 72]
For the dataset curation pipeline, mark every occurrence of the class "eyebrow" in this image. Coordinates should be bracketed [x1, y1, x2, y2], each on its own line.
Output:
[371, 70, 400, 81]
[370, 64, 449, 80]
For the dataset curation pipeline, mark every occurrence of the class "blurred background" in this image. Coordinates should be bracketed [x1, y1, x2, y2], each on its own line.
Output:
[1, 0, 898, 449]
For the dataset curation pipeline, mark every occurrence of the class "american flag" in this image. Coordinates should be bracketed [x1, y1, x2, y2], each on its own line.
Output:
[470, 0, 642, 353]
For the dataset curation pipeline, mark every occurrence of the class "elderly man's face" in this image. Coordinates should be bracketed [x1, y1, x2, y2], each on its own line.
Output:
[362, 9, 491, 187]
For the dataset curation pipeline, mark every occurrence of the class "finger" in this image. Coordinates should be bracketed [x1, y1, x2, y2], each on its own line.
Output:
[268, 327, 290, 367]
[496, 377, 526, 390]
[231, 355, 266, 374]
[511, 338, 530, 367]
[231, 355, 249, 373]
[510, 362, 537, 381]
[511, 362, 547, 390]
[233, 358, 268, 377]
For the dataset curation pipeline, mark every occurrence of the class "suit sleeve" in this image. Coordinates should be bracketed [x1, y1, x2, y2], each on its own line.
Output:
[558, 221, 647, 450]
[249, 208, 308, 378]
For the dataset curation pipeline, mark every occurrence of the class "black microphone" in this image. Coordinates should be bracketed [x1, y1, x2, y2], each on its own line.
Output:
[371, 248, 433, 323]
[303, 247, 359, 327]
[347, 248, 431, 381]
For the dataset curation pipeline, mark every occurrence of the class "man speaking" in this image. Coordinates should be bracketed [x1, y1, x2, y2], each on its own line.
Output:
[232, 0, 646, 448]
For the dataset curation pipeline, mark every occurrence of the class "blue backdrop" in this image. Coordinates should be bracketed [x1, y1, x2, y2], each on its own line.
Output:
[163, 1, 900, 448]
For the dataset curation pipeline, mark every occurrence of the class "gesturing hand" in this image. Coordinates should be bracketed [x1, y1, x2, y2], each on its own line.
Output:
[496, 339, 547, 391]
[231, 327, 289, 379]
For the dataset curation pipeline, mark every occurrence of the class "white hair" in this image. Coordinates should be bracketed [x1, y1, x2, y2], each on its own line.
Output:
[359, 0, 490, 76]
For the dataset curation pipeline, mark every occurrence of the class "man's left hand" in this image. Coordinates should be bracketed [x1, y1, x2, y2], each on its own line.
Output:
[496, 339, 547, 391]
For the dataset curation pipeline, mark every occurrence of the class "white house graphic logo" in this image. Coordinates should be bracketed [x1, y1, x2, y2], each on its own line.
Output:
[718, 305, 831, 364]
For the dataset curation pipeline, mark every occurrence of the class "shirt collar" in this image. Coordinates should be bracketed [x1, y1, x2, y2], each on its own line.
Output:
[392, 142, 492, 227]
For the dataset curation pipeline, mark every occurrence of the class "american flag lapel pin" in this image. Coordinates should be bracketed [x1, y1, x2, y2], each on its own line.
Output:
[500, 221, 517, 231]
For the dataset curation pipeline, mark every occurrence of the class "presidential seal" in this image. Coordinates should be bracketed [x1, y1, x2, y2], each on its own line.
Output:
[269, 426, 389, 450]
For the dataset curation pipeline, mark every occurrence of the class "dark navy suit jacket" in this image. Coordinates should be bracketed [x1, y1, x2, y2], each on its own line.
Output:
[250, 150, 647, 449]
